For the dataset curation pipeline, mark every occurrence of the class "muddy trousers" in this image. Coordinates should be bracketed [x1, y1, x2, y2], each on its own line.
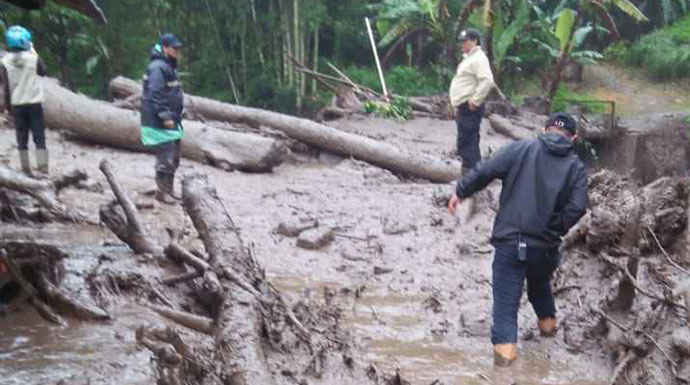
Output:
[491, 245, 560, 345]
[455, 103, 484, 170]
[14, 103, 45, 150]
[155, 139, 181, 192]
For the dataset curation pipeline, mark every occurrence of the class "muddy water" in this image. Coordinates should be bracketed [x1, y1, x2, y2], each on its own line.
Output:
[271, 275, 607, 385]
[0, 228, 157, 385]
[0, 303, 155, 385]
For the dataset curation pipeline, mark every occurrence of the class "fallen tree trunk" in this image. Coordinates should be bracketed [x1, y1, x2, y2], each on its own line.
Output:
[0, 165, 85, 223]
[488, 114, 535, 140]
[99, 159, 162, 255]
[110, 77, 463, 182]
[41, 78, 284, 173]
[181, 174, 274, 384]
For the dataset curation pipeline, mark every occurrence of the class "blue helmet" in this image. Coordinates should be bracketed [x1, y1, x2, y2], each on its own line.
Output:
[6, 26, 32, 51]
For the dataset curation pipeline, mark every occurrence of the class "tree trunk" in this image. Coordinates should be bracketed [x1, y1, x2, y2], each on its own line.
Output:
[181, 174, 274, 384]
[0, 164, 85, 222]
[312, 25, 319, 95]
[109, 77, 464, 183]
[42, 78, 284, 172]
[546, 8, 583, 111]
[99, 159, 162, 255]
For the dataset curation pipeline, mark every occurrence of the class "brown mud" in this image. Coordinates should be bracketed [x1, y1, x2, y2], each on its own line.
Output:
[1, 109, 688, 385]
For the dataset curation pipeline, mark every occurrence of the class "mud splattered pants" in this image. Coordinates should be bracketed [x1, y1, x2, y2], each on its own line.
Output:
[491, 244, 560, 344]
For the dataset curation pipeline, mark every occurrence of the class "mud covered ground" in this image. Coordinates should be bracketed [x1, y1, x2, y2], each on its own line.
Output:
[3, 112, 684, 385]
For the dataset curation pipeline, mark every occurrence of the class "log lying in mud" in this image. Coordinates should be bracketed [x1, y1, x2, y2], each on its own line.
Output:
[99, 159, 162, 255]
[181, 173, 274, 384]
[41, 78, 284, 172]
[488, 114, 535, 140]
[0, 165, 85, 223]
[110, 76, 463, 183]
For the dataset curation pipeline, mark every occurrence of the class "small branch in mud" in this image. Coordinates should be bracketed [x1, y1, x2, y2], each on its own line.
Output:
[646, 225, 689, 275]
[35, 274, 110, 321]
[0, 248, 65, 325]
[162, 271, 203, 286]
[148, 304, 213, 335]
[594, 308, 678, 377]
[99, 159, 162, 254]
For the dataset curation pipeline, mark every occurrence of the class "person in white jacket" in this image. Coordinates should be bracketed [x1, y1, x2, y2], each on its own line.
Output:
[449, 28, 495, 173]
[0, 25, 48, 177]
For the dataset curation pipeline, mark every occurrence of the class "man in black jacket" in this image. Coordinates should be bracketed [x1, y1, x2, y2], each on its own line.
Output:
[448, 112, 588, 367]
[140, 33, 184, 204]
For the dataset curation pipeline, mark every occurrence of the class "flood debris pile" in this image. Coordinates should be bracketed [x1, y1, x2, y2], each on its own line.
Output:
[76, 160, 388, 385]
[557, 170, 690, 385]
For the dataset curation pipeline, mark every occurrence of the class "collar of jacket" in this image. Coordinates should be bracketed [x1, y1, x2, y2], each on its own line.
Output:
[462, 46, 482, 59]
[150, 43, 177, 68]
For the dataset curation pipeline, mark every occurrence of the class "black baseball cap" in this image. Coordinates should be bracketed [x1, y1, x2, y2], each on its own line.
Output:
[459, 28, 481, 43]
[545, 112, 577, 134]
[160, 33, 182, 48]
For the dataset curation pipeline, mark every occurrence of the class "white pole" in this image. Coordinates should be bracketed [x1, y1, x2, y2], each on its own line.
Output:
[364, 17, 389, 99]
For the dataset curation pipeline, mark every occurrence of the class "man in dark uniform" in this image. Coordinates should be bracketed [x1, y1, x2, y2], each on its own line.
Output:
[140, 33, 184, 204]
[449, 112, 588, 367]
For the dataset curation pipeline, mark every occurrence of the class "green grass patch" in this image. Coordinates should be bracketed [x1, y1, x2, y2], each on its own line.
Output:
[552, 85, 607, 114]
[343, 65, 442, 97]
[616, 14, 690, 80]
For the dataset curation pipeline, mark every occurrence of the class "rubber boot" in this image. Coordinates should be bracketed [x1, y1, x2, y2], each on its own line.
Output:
[493, 343, 518, 367]
[155, 172, 177, 205]
[35, 149, 49, 178]
[18, 150, 32, 176]
[538, 317, 557, 337]
[166, 173, 181, 200]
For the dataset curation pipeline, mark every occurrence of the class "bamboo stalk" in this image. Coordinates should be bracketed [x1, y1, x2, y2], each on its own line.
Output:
[365, 17, 389, 99]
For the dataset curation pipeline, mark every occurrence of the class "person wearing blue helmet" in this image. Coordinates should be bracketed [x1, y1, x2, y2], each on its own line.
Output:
[140, 33, 184, 204]
[0, 25, 48, 177]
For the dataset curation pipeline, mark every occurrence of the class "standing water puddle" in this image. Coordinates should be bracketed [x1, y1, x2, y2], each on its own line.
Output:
[272, 275, 608, 385]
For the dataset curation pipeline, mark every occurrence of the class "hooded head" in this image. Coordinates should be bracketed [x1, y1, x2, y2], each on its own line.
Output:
[539, 112, 578, 156]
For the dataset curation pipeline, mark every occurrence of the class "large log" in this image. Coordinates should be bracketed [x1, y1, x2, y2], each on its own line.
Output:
[181, 174, 274, 384]
[0, 165, 85, 222]
[110, 76, 463, 183]
[41, 78, 284, 173]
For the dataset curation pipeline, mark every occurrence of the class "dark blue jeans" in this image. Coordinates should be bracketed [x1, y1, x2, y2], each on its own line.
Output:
[491, 244, 560, 344]
[14, 103, 46, 150]
[455, 103, 484, 169]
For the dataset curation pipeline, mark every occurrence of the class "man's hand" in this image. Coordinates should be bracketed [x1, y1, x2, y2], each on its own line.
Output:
[448, 193, 462, 214]
[163, 119, 175, 129]
[468, 100, 478, 111]
[0, 261, 6, 274]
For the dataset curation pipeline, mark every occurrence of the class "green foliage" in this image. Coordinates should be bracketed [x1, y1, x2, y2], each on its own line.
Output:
[551, 85, 606, 114]
[364, 96, 412, 120]
[624, 14, 690, 80]
[343, 65, 441, 96]
[554, 8, 577, 51]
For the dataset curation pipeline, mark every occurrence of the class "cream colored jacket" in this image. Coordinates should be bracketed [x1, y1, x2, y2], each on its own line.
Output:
[449, 46, 494, 108]
[1, 50, 44, 106]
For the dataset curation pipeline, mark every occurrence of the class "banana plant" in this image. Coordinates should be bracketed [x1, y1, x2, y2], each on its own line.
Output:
[373, 0, 453, 68]
[488, 0, 531, 82]
[545, 0, 648, 108]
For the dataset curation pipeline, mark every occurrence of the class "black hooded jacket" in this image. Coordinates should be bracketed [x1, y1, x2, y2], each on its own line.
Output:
[140, 45, 183, 130]
[456, 132, 588, 248]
